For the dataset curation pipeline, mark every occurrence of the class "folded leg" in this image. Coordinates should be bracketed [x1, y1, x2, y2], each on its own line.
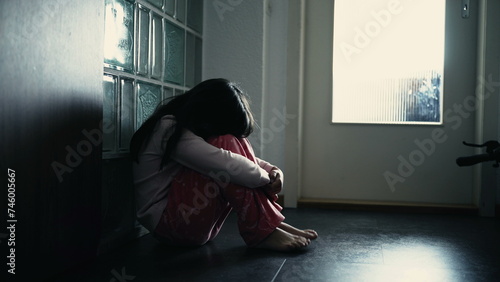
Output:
[154, 134, 284, 246]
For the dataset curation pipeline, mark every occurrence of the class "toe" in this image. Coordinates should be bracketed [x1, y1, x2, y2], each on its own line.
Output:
[305, 230, 318, 239]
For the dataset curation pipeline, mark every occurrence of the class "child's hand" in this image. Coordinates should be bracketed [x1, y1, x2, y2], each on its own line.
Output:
[264, 168, 283, 196]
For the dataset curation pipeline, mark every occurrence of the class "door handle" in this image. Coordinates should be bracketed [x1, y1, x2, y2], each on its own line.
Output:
[462, 0, 470, 19]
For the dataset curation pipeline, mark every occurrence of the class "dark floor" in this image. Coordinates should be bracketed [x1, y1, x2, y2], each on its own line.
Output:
[56, 208, 500, 282]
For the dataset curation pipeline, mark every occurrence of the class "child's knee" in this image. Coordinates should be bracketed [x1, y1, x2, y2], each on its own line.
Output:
[208, 134, 238, 144]
[207, 134, 243, 151]
[207, 134, 255, 162]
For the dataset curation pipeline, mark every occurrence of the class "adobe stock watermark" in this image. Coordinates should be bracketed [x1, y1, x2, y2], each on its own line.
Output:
[339, 0, 403, 63]
[109, 267, 135, 282]
[177, 159, 236, 225]
[212, 0, 243, 21]
[51, 118, 115, 183]
[261, 106, 297, 146]
[384, 74, 500, 192]
[51, 81, 135, 182]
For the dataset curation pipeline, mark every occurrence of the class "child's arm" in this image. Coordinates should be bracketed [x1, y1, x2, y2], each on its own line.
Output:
[255, 157, 276, 173]
[171, 130, 271, 188]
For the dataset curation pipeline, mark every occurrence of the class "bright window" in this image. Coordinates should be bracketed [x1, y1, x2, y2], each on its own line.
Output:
[332, 0, 446, 124]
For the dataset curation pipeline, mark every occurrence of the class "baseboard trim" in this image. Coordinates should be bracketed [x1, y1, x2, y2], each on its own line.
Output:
[297, 198, 478, 215]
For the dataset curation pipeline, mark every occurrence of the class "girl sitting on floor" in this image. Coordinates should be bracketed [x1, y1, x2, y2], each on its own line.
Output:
[130, 78, 317, 251]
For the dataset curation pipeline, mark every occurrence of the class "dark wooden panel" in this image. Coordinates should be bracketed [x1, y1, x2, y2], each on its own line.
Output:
[100, 158, 144, 255]
[0, 0, 104, 280]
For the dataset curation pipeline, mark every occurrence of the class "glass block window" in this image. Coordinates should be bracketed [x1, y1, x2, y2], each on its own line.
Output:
[136, 81, 162, 129]
[164, 20, 185, 85]
[103, 0, 203, 158]
[332, 0, 445, 125]
[104, 0, 134, 72]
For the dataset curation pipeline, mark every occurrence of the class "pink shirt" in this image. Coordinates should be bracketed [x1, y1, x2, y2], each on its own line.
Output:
[133, 115, 274, 231]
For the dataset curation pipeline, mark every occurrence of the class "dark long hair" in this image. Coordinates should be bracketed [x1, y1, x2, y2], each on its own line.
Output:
[130, 78, 255, 167]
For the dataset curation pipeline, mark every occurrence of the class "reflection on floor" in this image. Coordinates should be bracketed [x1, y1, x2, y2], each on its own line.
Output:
[56, 208, 500, 281]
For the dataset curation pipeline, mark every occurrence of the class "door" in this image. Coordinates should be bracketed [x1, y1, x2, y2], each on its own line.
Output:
[300, 0, 478, 205]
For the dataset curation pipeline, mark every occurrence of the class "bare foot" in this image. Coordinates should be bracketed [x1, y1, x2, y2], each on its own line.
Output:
[255, 228, 310, 252]
[279, 222, 318, 240]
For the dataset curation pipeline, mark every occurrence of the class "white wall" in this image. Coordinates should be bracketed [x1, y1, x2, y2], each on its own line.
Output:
[203, 0, 500, 209]
[491, 0, 500, 207]
[203, 0, 288, 170]
[262, 0, 289, 170]
[474, 0, 500, 215]
[203, 0, 264, 155]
